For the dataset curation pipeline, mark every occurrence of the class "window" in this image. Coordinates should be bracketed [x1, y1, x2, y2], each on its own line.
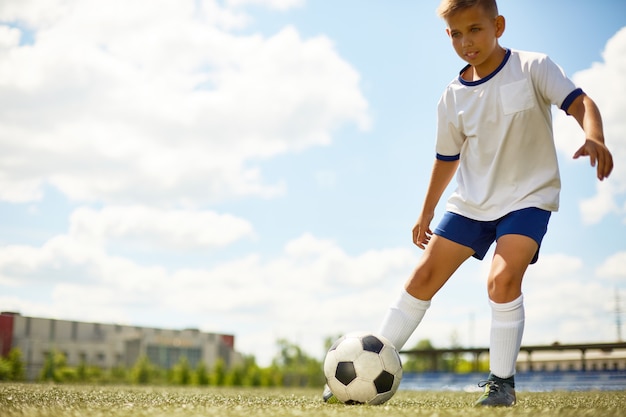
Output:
[94, 323, 102, 339]
[146, 344, 203, 369]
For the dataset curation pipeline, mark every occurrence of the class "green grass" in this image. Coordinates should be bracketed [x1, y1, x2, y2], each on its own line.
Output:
[1, 384, 624, 417]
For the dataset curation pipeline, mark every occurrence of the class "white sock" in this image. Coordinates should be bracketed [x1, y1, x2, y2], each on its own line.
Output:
[489, 294, 525, 379]
[377, 289, 431, 351]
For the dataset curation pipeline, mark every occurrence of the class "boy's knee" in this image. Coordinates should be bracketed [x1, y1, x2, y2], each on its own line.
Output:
[405, 269, 433, 297]
[487, 272, 522, 303]
[405, 265, 444, 301]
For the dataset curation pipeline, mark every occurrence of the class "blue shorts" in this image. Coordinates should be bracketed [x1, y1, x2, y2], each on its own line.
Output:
[434, 207, 551, 264]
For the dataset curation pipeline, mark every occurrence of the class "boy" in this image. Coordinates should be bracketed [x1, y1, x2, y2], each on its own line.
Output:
[323, 0, 613, 407]
[379, 0, 613, 407]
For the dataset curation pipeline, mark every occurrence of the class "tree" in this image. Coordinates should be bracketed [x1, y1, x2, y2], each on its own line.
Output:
[6, 348, 25, 381]
[273, 339, 324, 387]
[76, 360, 88, 382]
[224, 364, 244, 386]
[0, 358, 11, 381]
[209, 358, 226, 386]
[39, 350, 68, 382]
[194, 361, 209, 386]
[108, 366, 128, 384]
[130, 355, 156, 385]
[445, 330, 462, 372]
[171, 356, 192, 385]
[403, 339, 441, 372]
[240, 355, 262, 387]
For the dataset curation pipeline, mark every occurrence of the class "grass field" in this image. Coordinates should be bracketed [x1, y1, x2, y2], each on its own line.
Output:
[1, 384, 625, 417]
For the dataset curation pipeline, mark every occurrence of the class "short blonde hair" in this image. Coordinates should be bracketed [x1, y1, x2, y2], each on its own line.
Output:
[436, 0, 499, 20]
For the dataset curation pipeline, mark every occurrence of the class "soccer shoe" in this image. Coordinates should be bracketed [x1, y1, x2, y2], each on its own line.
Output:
[474, 380, 516, 407]
[322, 384, 339, 404]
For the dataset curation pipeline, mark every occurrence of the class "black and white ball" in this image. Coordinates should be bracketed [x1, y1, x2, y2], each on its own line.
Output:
[323, 332, 403, 405]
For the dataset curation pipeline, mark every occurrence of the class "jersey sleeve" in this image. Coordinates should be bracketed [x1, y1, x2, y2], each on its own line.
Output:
[435, 88, 464, 160]
[531, 54, 582, 114]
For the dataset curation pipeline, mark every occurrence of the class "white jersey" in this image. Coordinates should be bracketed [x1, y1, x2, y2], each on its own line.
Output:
[436, 49, 582, 221]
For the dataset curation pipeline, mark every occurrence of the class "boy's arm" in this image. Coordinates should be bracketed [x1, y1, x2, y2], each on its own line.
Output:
[413, 158, 459, 249]
[567, 94, 614, 181]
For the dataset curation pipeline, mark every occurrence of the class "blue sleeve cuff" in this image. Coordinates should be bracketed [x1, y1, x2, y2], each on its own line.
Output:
[560, 88, 584, 114]
[436, 153, 460, 161]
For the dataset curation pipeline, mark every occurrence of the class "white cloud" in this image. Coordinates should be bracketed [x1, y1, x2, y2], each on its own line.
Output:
[525, 253, 584, 280]
[0, 0, 73, 29]
[69, 205, 255, 250]
[0, 235, 106, 286]
[0, 0, 369, 206]
[0, 204, 256, 286]
[430, 253, 616, 349]
[554, 27, 626, 224]
[519, 252, 621, 345]
[0, 25, 21, 48]
[524, 278, 616, 344]
[579, 181, 620, 224]
[597, 251, 626, 279]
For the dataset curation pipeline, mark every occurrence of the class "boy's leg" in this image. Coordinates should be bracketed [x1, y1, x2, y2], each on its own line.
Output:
[477, 234, 537, 406]
[378, 235, 474, 350]
[489, 233, 537, 378]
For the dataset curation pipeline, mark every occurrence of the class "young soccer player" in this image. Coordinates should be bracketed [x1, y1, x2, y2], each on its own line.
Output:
[373, 0, 613, 407]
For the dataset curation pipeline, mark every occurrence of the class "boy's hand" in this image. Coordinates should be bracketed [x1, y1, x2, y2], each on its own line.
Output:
[413, 211, 434, 249]
[573, 139, 614, 181]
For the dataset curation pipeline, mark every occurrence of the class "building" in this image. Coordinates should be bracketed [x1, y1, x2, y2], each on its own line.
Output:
[401, 342, 626, 373]
[0, 312, 241, 380]
[516, 349, 626, 373]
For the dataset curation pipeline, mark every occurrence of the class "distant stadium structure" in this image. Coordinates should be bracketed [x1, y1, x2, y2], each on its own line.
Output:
[0, 312, 241, 380]
[401, 342, 626, 373]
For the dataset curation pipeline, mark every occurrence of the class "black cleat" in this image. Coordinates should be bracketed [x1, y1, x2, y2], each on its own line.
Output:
[475, 380, 516, 407]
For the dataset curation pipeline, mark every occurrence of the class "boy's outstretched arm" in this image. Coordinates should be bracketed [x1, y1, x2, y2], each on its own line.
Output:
[413, 159, 459, 249]
[567, 93, 614, 180]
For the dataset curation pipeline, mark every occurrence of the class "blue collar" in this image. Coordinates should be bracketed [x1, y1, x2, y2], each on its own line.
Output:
[458, 48, 511, 86]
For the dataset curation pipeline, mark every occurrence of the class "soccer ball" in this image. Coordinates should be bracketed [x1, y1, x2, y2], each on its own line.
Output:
[323, 332, 403, 405]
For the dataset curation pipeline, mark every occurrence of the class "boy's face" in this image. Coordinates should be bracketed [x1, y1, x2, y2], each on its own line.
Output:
[445, 5, 505, 77]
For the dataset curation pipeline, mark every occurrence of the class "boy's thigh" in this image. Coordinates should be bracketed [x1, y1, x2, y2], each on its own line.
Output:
[407, 234, 474, 299]
[496, 207, 551, 264]
[492, 234, 539, 274]
[421, 234, 475, 268]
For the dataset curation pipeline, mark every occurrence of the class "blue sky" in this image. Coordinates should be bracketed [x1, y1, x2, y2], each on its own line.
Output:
[0, 0, 625, 365]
